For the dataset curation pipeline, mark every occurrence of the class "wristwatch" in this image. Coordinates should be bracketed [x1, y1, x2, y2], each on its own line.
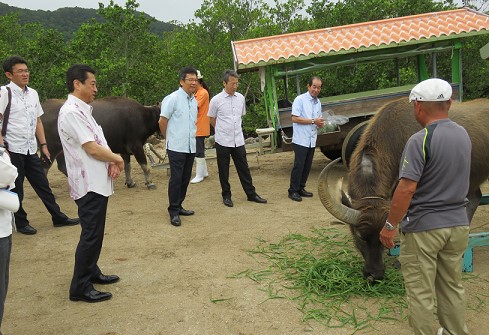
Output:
[311, 118, 315, 124]
[384, 221, 397, 231]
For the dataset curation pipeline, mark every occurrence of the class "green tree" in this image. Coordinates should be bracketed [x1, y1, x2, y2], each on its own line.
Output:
[0, 13, 68, 99]
[68, 0, 164, 104]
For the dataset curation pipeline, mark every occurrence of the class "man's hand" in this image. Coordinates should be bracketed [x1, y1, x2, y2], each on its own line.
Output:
[40, 145, 52, 165]
[108, 162, 121, 179]
[380, 227, 397, 249]
[316, 117, 325, 128]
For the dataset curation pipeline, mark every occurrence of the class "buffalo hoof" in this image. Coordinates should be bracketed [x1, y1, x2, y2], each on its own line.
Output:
[125, 181, 136, 188]
[146, 183, 157, 190]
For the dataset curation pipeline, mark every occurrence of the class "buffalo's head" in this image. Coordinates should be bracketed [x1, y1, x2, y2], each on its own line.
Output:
[318, 158, 389, 281]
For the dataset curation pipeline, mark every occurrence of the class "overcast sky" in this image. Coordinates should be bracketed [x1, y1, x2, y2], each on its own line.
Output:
[1, 0, 466, 24]
[0, 0, 305, 23]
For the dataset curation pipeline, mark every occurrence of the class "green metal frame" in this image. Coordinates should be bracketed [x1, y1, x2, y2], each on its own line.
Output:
[262, 39, 465, 138]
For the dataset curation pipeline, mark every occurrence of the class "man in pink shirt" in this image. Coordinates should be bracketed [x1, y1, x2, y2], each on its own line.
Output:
[58, 64, 124, 303]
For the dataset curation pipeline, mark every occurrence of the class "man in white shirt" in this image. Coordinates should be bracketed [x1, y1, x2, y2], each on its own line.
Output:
[58, 64, 124, 303]
[0, 148, 18, 335]
[208, 70, 267, 208]
[0, 56, 79, 235]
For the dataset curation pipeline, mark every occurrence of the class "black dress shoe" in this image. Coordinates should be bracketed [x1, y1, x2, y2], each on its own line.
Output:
[223, 197, 234, 207]
[299, 189, 313, 197]
[170, 215, 181, 226]
[69, 289, 112, 303]
[53, 217, 80, 227]
[247, 194, 267, 204]
[179, 208, 195, 216]
[17, 225, 37, 235]
[92, 274, 120, 285]
[288, 192, 302, 202]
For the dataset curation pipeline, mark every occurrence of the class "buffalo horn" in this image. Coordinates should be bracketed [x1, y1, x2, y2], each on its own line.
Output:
[318, 158, 360, 225]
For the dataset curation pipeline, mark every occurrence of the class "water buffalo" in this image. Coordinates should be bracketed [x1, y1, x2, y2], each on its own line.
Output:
[41, 96, 161, 189]
[318, 98, 489, 281]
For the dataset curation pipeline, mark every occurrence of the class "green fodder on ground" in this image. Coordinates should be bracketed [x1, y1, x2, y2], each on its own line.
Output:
[232, 227, 407, 333]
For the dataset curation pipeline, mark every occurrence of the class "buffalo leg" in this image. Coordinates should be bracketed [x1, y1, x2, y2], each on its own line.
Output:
[131, 145, 156, 189]
[56, 152, 68, 176]
[122, 154, 136, 188]
[466, 188, 482, 223]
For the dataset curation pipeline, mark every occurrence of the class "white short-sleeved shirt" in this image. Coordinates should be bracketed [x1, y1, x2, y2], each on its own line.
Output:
[0, 82, 44, 154]
[0, 150, 17, 238]
[58, 95, 113, 200]
[208, 89, 246, 148]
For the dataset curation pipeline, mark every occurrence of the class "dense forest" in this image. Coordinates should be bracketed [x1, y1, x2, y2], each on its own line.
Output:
[0, 2, 175, 38]
[1, 0, 489, 134]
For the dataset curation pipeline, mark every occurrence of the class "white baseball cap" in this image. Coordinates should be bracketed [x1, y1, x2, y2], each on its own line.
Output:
[196, 70, 203, 79]
[409, 78, 452, 103]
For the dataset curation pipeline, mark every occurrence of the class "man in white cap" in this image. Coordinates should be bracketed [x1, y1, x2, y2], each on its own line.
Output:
[380, 78, 471, 335]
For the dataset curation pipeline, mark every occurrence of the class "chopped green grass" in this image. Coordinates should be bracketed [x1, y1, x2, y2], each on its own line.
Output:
[231, 227, 407, 333]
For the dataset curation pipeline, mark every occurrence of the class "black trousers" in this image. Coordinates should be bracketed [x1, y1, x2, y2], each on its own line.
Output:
[0, 235, 11, 333]
[8, 152, 67, 228]
[288, 144, 315, 194]
[70, 192, 108, 296]
[167, 150, 195, 216]
[195, 136, 206, 158]
[215, 143, 255, 199]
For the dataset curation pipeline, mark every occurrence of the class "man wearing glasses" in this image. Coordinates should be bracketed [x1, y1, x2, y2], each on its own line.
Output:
[208, 69, 267, 208]
[159, 67, 198, 227]
[0, 56, 79, 235]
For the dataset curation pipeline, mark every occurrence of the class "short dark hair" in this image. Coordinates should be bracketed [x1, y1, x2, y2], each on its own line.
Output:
[307, 76, 322, 87]
[222, 69, 239, 83]
[2, 56, 28, 73]
[66, 64, 96, 93]
[179, 67, 198, 81]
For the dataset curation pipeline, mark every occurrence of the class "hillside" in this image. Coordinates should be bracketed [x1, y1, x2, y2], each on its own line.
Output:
[0, 2, 176, 39]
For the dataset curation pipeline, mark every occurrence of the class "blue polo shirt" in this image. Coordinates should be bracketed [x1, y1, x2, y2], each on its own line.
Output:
[160, 87, 197, 153]
[291, 92, 322, 148]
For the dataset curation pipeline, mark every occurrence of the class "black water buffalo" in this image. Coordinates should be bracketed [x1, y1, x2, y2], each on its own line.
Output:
[318, 98, 489, 281]
[41, 96, 160, 189]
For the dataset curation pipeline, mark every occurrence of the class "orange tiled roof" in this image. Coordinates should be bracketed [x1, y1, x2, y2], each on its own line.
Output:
[232, 8, 489, 71]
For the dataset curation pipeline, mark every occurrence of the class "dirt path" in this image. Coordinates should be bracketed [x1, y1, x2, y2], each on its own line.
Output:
[3, 149, 488, 335]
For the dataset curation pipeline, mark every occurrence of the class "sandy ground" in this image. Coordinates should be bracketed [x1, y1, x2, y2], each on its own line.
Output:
[2, 147, 489, 335]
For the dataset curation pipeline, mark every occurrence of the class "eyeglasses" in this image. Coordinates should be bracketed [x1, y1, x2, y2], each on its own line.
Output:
[184, 78, 198, 83]
[13, 69, 30, 74]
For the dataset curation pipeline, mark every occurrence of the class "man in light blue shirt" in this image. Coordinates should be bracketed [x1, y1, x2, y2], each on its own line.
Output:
[159, 67, 198, 227]
[288, 76, 324, 202]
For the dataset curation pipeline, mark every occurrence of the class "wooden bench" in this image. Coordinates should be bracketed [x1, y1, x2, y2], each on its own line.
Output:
[255, 127, 275, 155]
